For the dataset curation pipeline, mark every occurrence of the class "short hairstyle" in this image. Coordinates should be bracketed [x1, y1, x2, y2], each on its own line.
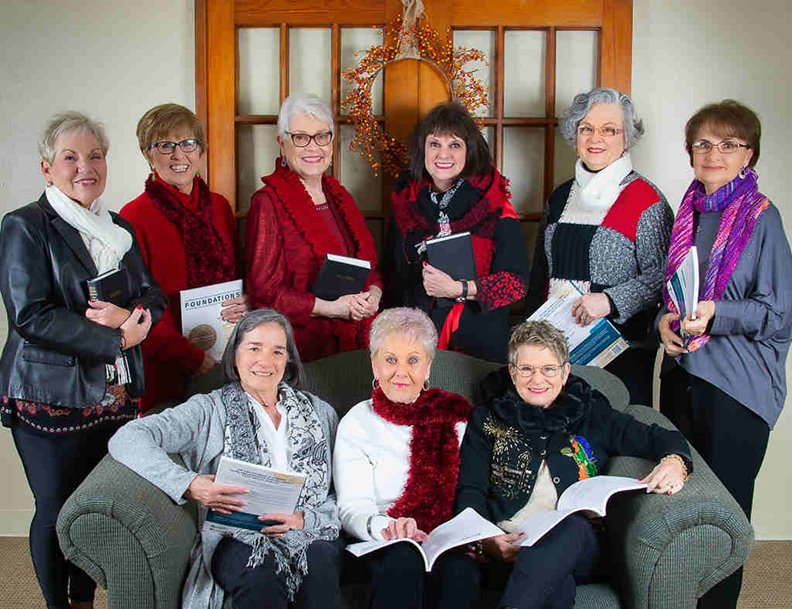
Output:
[369, 307, 438, 361]
[508, 320, 570, 367]
[406, 102, 493, 181]
[559, 87, 644, 149]
[684, 99, 761, 167]
[136, 103, 206, 160]
[277, 93, 334, 139]
[38, 111, 109, 164]
[221, 309, 306, 389]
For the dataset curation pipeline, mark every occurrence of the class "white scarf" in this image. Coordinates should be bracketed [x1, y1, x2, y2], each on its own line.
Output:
[45, 185, 132, 273]
[574, 153, 633, 211]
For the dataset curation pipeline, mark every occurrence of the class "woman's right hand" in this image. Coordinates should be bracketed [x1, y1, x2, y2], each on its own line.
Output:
[381, 517, 429, 542]
[85, 300, 131, 329]
[119, 306, 153, 350]
[193, 352, 218, 377]
[659, 312, 686, 356]
[481, 532, 524, 562]
[184, 474, 249, 514]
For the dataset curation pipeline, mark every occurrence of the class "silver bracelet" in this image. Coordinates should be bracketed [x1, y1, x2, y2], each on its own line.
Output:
[366, 514, 377, 538]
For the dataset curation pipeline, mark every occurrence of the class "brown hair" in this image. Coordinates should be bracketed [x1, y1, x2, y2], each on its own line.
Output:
[684, 100, 761, 167]
[136, 103, 206, 160]
[407, 102, 492, 181]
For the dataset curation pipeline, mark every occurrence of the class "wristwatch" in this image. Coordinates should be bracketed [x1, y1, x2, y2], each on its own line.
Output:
[456, 280, 468, 302]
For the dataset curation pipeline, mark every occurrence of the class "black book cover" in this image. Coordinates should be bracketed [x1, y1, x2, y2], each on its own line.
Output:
[426, 232, 477, 308]
[86, 268, 130, 307]
[312, 254, 371, 301]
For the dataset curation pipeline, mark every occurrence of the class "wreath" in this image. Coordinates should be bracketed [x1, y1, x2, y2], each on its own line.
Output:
[341, 7, 489, 177]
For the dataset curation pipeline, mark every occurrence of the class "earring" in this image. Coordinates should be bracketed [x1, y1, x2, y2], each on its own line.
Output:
[739, 166, 748, 179]
[423, 380, 430, 391]
[196, 170, 201, 178]
[372, 378, 379, 390]
[280, 157, 287, 168]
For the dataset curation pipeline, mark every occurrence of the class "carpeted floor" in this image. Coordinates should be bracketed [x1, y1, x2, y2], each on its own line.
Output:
[0, 538, 789, 608]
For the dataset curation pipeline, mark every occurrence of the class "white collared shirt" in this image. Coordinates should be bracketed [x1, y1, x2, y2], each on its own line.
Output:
[246, 393, 291, 471]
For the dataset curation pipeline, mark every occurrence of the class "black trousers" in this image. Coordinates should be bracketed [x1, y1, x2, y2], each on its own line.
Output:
[12, 421, 121, 609]
[660, 366, 770, 609]
[211, 536, 343, 609]
[604, 346, 657, 407]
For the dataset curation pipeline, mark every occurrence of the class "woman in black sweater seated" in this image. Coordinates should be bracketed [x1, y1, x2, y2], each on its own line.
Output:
[436, 320, 692, 609]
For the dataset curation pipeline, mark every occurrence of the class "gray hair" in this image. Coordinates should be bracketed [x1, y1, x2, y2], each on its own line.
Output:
[277, 93, 334, 138]
[508, 320, 570, 367]
[369, 307, 438, 361]
[558, 87, 644, 149]
[38, 111, 110, 164]
[222, 309, 306, 389]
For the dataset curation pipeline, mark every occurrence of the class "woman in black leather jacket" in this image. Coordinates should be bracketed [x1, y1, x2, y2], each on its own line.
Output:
[0, 111, 165, 609]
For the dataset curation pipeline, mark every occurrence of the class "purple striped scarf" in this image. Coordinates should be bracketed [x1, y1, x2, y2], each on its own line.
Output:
[663, 168, 768, 352]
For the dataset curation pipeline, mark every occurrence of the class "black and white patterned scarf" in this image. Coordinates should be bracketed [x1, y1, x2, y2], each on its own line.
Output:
[220, 381, 338, 599]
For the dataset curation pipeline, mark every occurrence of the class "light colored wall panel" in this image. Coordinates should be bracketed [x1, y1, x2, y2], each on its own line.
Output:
[238, 27, 280, 115]
[503, 30, 545, 117]
[503, 127, 544, 213]
[289, 28, 331, 103]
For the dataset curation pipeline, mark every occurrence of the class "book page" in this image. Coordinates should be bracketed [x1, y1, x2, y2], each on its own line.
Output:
[181, 279, 243, 360]
[345, 538, 426, 568]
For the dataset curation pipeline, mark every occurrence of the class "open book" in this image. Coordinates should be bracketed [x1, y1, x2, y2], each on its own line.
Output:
[345, 507, 503, 572]
[513, 475, 647, 546]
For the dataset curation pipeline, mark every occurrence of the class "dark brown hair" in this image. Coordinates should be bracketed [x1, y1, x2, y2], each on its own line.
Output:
[407, 102, 492, 181]
[684, 100, 761, 167]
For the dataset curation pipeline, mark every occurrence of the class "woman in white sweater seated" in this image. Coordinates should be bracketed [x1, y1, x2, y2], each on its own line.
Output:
[333, 307, 473, 609]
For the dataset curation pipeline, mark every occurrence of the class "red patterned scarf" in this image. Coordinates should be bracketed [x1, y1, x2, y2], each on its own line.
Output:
[144, 174, 236, 288]
[372, 385, 473, 533]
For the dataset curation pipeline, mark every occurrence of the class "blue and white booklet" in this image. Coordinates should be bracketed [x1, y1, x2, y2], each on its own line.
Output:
[666, 246, 699, 336]
[527, 280, 628, 368]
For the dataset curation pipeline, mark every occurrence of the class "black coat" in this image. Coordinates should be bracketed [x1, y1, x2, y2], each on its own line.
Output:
[0, 194, 167, 407]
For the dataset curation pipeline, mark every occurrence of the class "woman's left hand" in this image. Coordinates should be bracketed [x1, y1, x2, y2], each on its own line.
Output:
[220, 294, 251, 324]
[349, 286, 382, 321]
[422, 263, 461, 299]
[85, 300, 131, 329]
[680, 300, 715, 337]
[259, 512, 305, 536]
[641, 457, 687, 495]
[571, 293, 611, 326]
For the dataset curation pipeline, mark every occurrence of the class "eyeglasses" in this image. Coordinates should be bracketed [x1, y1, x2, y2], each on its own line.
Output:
[690, 140, 751, 155]
[286, 131, 333, 147]
[577, 125, 623, 138]
[149, 138, 200, 154]
[512, 364, 563, 378]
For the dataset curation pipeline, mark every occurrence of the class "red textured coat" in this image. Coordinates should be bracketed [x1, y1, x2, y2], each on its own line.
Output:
[120, 188, 237, 412]
[245, 163, 382, 361]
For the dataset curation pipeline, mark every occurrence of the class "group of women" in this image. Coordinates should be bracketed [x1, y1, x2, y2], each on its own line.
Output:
[0, 86, 788, 609]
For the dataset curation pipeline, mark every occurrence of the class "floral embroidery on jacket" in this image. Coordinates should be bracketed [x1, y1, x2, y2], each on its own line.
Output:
[561, 435, 598, 480]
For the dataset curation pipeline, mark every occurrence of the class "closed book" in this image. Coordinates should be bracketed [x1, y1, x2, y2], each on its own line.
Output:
[312, 254, 371, 301]
[86, 268, 129, 307]
[426, 232, 477, 307]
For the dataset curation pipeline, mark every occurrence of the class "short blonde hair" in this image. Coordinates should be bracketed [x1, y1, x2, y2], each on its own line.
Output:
[508, 320, 569, 366]
[369, 307, 438, 360]
[38, 111, 109, 164]
[136, 103, 205, 160]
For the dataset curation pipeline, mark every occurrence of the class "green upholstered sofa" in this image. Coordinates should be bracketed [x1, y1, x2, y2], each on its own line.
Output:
[57, 349, 753, 609]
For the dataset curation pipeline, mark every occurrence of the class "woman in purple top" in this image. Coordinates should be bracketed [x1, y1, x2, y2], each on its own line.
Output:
[657, 100, 792, 609]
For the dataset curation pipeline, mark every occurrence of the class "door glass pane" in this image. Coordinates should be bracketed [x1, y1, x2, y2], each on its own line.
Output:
[339, 124, 382, 212]
[341, 28, 384, 116]
[553, 127, 577, 188]
[453, 29, 495, 117]
[503, 127, 544, 214]
[238, 28, 280, 115]
[237, 125, 280, 215]
[289, 28, 331, 104]
[481, 126, 494, 152]
[504, 30, 546, 117]
[555, 30, 598, 117]
[366, 218, 384, 259]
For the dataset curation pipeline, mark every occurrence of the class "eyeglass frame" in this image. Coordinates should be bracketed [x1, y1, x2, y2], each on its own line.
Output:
[690, 139, 751, 155]
[510, 364, 566, 378]
[285, 131, 333, 148]
[149, 138, 201, 155]
[576, 125, 624, 138]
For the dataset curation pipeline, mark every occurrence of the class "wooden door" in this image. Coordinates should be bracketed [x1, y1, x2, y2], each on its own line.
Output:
[195, 0, 632, 252]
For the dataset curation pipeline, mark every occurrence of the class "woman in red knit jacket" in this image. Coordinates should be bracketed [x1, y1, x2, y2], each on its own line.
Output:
[121, 104, 248, 412]
[245, 93, 382, 361]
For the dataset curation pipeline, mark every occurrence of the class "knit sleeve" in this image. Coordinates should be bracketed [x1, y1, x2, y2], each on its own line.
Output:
[475, 217, 530, 312]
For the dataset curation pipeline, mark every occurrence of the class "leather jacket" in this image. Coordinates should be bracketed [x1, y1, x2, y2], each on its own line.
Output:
[0, 194, 167, 408]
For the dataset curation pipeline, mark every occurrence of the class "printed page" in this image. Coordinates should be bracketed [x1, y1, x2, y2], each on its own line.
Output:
[181, 279, 243, 360]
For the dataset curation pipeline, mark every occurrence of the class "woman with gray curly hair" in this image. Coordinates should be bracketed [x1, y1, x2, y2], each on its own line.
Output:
[109, 308, 342, 609]
[246, 93, 383, 362]
[333, 307, 473, 609]
[528, 88, 673, 406]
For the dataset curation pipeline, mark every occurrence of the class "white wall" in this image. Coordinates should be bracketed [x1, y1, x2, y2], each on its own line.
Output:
[1, 0, 790, 538]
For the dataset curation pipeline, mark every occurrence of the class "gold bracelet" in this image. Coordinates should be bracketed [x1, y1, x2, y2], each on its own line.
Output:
[661, 454, 690, 482]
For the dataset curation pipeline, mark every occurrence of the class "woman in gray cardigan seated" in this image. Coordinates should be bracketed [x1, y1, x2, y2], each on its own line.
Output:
[438, 320, 691, 609]
[109, 309, 342, 609]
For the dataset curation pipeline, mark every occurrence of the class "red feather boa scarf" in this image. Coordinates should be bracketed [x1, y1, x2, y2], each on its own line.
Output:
[372, 386, 473, 533]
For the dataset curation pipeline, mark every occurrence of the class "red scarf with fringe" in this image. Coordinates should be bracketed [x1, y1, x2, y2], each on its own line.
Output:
[372, 386, 473, 533]
[262, 160, 379, 351]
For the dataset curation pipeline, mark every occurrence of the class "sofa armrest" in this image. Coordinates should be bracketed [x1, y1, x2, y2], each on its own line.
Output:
[603, 406, 753, 609]
[57, 454, 198, 609]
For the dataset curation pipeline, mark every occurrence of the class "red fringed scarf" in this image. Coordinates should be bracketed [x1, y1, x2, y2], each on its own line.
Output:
[372, 385, 473, 533]
[144, 174, 236, 288]
[261, 160, 379, 351]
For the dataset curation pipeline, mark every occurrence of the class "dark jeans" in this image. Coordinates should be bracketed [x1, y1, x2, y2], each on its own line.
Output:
[604, 346, 657, 407]
[211, 536, 343, 609]
[436, 514, 601, 609]
[660, 365, 770, 609]
[12, 421, 121, 609]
